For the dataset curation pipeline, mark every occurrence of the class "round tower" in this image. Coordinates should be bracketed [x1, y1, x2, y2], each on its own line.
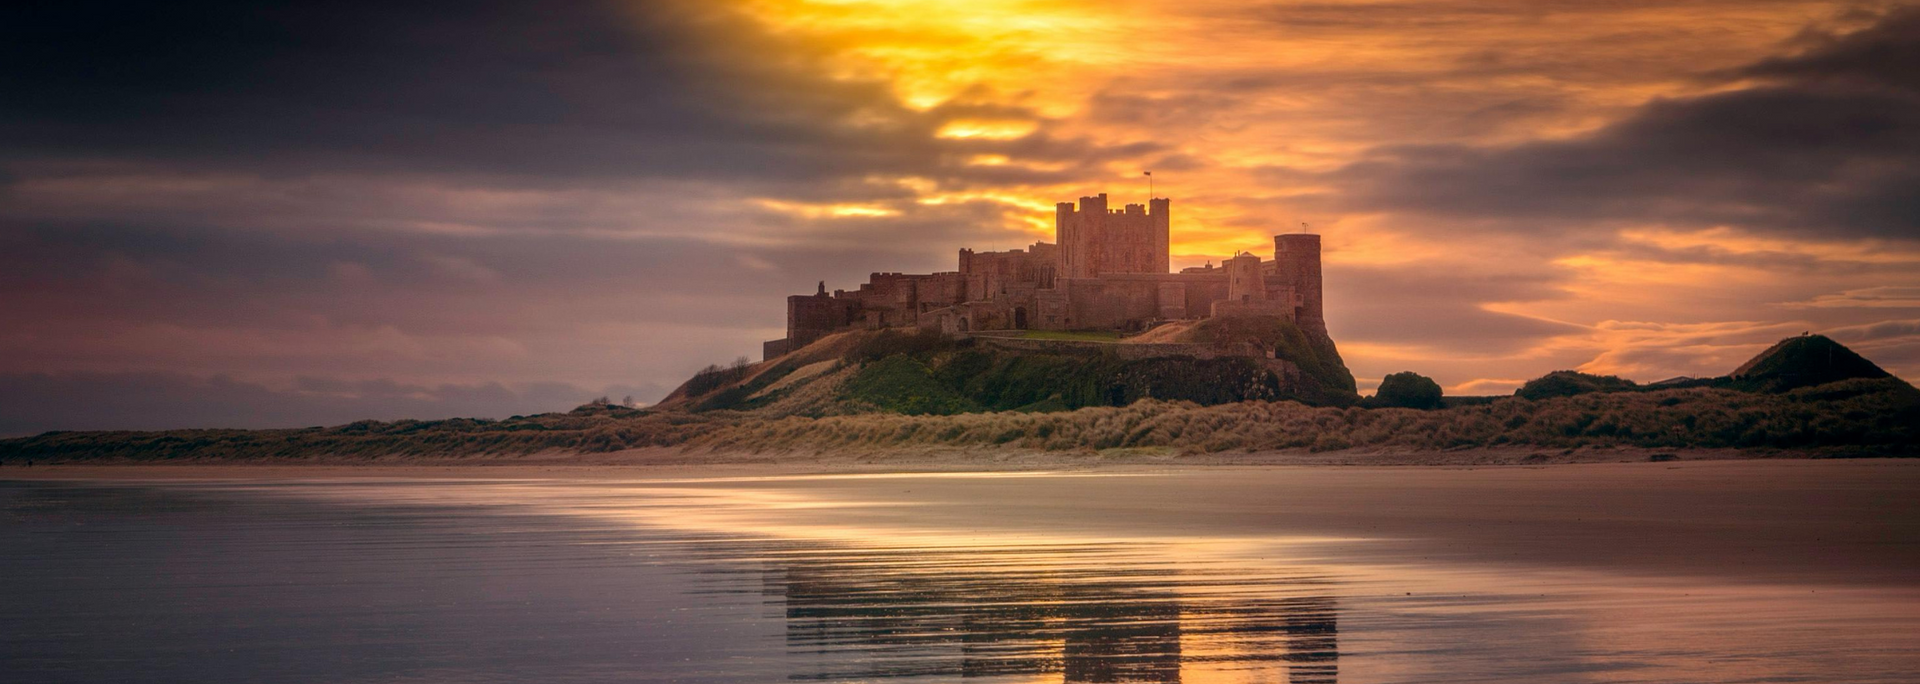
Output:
[1274, 234, 1324, 337]
[1225, 253, 1264, 304]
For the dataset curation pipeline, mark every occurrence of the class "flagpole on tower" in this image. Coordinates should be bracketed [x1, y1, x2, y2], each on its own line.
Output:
[1144, 170, 1153, 200]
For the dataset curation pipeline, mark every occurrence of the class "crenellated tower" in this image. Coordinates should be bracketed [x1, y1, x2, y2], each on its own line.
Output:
[1056, 193, 1170, 278]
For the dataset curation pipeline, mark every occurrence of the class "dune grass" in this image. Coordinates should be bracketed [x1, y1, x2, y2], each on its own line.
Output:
[6, 377, 1913, 461]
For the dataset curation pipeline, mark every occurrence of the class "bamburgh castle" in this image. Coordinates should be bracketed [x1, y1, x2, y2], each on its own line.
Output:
[764, 193, 1327, 358]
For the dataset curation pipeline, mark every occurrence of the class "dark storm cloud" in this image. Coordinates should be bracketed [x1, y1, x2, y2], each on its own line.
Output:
[0, 0, 1149, 435]
[0, 0, 1074, 187]
[1326, 7, 1920, 239]
[1827, 317, 1920, 377]
[1590, 237, 1920, 277]
[1827, 318, 1920, 342]
[0, 215, 965, 351]
[6, 0, 1910, 430]
[1737, 7, 1920, 89]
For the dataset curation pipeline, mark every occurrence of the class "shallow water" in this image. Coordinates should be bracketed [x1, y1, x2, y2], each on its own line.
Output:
[4, 464, 1918, 683]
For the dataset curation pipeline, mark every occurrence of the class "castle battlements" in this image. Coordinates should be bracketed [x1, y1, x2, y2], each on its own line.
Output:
[764, 195, 1326, 360]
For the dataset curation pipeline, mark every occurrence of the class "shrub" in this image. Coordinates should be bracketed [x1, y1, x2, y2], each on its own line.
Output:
[1515, 371, 1638, 400]
[683, 362, 754, 397]
[1368, 371, 1444, 410]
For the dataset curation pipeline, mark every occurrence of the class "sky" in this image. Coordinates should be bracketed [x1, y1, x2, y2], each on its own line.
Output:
[3, 0, 1918, 433]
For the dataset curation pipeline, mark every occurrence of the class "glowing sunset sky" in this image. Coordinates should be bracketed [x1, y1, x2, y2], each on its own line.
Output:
[3, 0, 1917, 431]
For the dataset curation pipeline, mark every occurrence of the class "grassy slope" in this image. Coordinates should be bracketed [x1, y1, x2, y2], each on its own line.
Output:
[669, 319, 1360, 417]
[814, 324, 1355, 415]
[841, 355, 977, 415]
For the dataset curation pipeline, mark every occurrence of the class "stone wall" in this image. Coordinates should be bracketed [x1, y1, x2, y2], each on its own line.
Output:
[919, 298, 1035, 334]
[960, 242, 1055, 300]
[1156, 282, 1188, 319]
[1035, 289, 1070, 330]
[1225, 253, 1264, 303]
[1210, 298, 1297, 320]
[762, 338, 791, 361]
[837, 271, 970, 329]
[787, 293, 859, 349]
[1060, 272, 1230, 329]
[920, 272, 969, 310]
[1059, 277, 1161, 331]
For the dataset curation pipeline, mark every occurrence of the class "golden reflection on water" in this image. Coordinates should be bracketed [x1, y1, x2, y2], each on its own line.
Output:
[762, 541, 1339, 683]
[227, 474, 1920, 683]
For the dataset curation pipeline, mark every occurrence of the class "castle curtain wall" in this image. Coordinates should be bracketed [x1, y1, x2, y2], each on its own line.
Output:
[1059, 277, 1162, 331]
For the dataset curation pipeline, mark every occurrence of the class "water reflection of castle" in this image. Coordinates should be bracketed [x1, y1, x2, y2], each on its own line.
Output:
[759, 543, 1339, 683]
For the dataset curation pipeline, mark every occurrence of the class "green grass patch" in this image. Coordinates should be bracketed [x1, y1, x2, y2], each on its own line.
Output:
[932, 348, 1291, 411]
[842, 355, 978, 415]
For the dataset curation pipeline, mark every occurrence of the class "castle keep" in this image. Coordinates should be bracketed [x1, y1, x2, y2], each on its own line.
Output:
[765, 194, 1327, 358]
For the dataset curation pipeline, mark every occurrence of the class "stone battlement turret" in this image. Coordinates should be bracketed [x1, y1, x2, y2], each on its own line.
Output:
[1055, 193, 1169, 278]
[1274, 234, 1326, 340]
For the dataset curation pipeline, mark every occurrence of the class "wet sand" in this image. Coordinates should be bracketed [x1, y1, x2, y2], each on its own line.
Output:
[12, 458, 1919, 585]
[6, 458, 1918, 682]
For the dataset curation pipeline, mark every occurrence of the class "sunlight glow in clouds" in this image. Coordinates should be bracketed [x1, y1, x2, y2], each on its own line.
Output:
[2, 0, 1917, 430]
[744, 0, 1124, 112]
[720, 0, 1920, 389]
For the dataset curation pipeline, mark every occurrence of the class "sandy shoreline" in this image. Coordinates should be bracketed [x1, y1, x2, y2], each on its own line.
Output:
[11, 458, 1919, 681]
[10, 456, 1918, 589]
[2, 444, 1911, 481]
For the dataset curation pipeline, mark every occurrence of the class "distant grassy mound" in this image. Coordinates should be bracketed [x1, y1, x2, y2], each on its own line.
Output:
[1729, 335, 1891, 393]
[1506, 335, 1902, 401]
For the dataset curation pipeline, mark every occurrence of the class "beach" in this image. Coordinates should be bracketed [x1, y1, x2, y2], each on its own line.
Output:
[7, 458, 1918, 682]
